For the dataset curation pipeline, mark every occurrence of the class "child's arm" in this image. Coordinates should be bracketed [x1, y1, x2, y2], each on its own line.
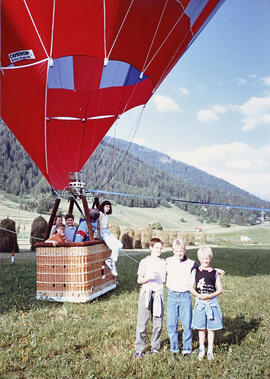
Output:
[45, 239, 57, 246]
[215, 268, 225, 276]
[200, 275, 223, 300]
[189, 270, 200, 298]
[137, 272, 157, 284]
[98, 215, 102, 237]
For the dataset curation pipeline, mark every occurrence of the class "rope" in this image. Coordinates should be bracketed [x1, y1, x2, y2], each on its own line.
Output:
[106, 119, 117, 191]
[23, 0, 49, 58]
[98, 105, 146, 190]
[120, 249, 140, 264]
[142, 6, 186, 74]
[0, 226, 44, 240]
[141, 0, 169, 75]
[89, 189, 270, 213]
[107, 0, 135, 60]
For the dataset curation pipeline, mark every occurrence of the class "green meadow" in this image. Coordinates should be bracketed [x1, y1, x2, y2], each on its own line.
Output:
[0, 248, 269, 378]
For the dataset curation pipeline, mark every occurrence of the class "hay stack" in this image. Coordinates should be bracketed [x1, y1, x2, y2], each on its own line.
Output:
[134, 229, 142, 249]
[121, 233, 133, 249]
[159, 230, 170, 247]
[0, 218, 19, 253]
[126, 228, 135, 239]
[200, 233, 207, 246]
[110, 224, 121, 239]
[181, 231, 195, 246]
[141, 227, 152, 248]
[151, 229, 160, 238]
[169, 231, 178, 245]
[30, 216, 47, 251]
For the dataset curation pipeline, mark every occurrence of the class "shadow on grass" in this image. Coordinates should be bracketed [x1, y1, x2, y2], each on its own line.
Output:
[217, 314, 262, 347]
[160, 314, 261, 352]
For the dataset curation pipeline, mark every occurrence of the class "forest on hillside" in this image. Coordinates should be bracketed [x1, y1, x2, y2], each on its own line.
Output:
[1, 120, 269, 226]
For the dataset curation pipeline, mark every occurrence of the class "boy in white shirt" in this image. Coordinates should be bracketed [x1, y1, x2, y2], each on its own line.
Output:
[134, 238, 166, 358]
[166, 239, 198, 356]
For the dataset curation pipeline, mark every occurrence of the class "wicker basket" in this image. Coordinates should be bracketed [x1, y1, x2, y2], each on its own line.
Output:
[35, 241, 116, 302]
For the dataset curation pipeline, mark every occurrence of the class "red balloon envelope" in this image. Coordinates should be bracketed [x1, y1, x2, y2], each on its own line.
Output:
[1, 0, 225, 189]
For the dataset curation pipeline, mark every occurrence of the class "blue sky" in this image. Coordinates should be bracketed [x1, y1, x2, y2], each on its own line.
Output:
[107, 0, 270, 200]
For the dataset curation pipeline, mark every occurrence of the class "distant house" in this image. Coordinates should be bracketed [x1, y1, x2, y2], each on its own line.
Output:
[240, 235, 251, 244]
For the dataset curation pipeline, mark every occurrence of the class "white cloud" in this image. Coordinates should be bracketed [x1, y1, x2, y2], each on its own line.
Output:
[261, 76, 270, 86]
[235, 78, 247, 85]
[212, 105, 226, 114]
[236, 95, 270, 131]
[197, 109, 219, 122]
[169, 142, 270, 200]
[197, 104, 227, 123]
[152, 95, 182, 112]
[179, 87, 189, 95]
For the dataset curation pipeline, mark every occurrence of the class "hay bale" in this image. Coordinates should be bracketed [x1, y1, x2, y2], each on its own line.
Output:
[134, 239, 142, 249]
[181, 231, 195, 246]
[141, 227, 152, 249]
[30, 216, 47, 251]
[159, 230, 170, 247]
[0, 218, 19, 253]
[121, 233, 133, 249]
[151, 229, 160, 238]
[169, 231, 178, 245]
[110, 224, 121, 239]
[133, 229, 142, 249]
[200, 233, 207, 245]
[126, 228, 135, 239]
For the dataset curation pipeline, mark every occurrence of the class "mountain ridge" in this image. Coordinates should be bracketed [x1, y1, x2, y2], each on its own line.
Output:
[108, 136, 259, 201]
[1, 120, 269, 225]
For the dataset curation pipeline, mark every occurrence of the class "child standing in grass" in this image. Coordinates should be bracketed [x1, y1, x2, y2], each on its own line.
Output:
[166, 239, 198, 356]
[189, 246, 223, 361]
[134, 238, 166, 358]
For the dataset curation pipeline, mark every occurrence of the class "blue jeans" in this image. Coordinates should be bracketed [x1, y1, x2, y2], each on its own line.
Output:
[166, 290, 192, 353]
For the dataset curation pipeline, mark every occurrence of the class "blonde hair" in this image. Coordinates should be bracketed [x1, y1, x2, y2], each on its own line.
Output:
[197, 245, 213, 259]
[172, 239, 186, 249]
[54, 223, 65, 233]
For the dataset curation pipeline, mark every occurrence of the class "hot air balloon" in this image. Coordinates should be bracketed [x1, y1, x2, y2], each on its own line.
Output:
[1, 0, 226, 302]
[1, 0, 225, 190]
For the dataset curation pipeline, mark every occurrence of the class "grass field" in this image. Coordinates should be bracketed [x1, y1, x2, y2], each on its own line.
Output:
[0, 248, 269, 378]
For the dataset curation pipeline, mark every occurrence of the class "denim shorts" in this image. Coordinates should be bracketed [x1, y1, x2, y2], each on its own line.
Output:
[191, 299, 223, 330]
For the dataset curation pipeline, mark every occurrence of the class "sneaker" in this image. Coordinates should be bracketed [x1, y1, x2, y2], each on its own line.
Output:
[182, 350, 192, 357]
[207, 352, 214, 361]
[105, 258, 113, 270]
[198, 349, 205, 360]
[111, 267, 118, 276]
[110, 261, 118, 276]
[134, 352, 143, 359]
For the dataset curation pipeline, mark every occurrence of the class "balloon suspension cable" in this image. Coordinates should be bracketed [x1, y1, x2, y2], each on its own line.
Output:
[98, 105, 146, 190]
[89, 189, 270, 214]
[105, 118, 118, 192]
[0, 226, 44, 241]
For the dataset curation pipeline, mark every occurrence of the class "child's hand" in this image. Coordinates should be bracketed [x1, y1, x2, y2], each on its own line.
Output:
[200, 294, 210, 300]
[146, 272, 157, 281]
[215, 268, 225, 276]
